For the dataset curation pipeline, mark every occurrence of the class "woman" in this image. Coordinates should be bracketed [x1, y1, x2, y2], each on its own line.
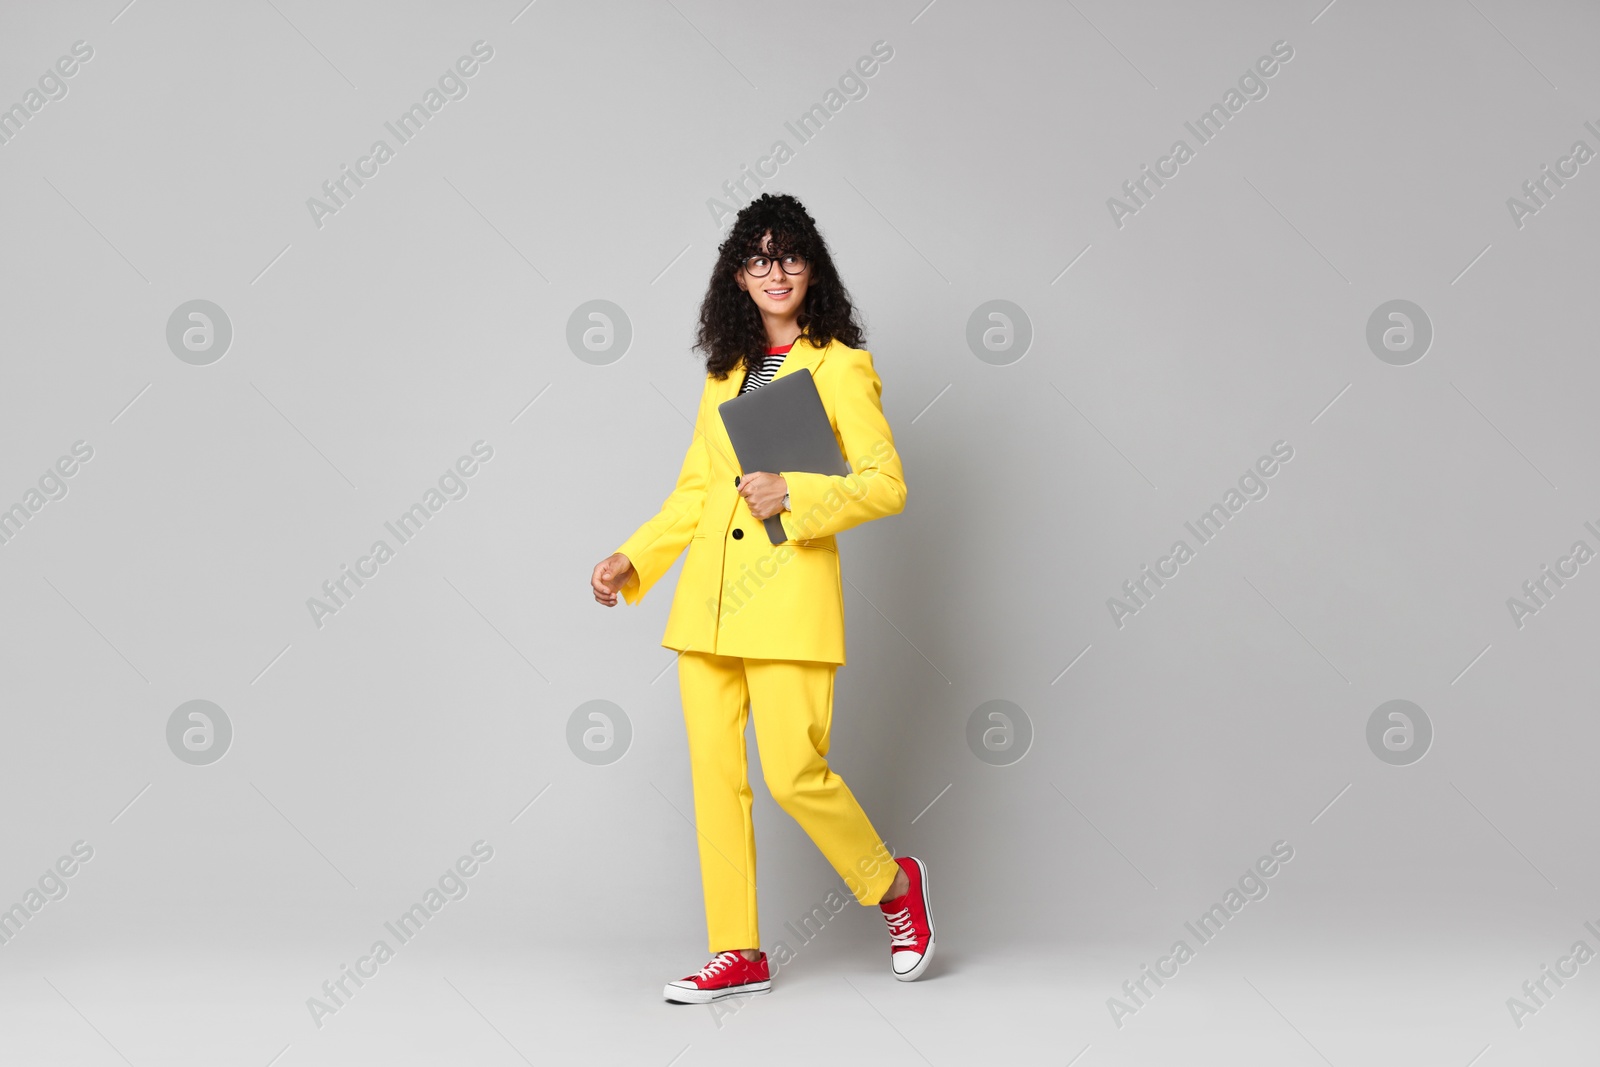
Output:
[590, 193, 935, 1003]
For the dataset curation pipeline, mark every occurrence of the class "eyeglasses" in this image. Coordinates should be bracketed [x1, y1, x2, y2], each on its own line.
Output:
[742, 253, 808, 278]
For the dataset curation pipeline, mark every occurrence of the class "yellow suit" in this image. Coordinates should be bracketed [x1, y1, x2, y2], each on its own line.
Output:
[613, 335, 908, 952]
[614, 335, 907, 666]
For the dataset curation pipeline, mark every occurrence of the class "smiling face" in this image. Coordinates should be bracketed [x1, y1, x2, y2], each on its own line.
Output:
[735, 229, 810, 321]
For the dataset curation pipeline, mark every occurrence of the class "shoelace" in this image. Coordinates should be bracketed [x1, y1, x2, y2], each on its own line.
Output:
[883, 904, 918, 948]
[694, 952, 742, 980]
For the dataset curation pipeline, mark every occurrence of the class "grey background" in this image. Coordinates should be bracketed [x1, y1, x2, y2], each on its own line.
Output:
[2, 0, 1597, 1063]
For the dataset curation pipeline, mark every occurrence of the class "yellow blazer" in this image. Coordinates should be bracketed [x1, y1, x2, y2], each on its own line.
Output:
[614, 335, 906, 665]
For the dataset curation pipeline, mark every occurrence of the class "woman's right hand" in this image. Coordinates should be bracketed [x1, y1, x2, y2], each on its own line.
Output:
[591, 553, 636, 607]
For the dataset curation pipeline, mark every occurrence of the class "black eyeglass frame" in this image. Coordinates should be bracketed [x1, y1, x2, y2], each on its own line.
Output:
[741, 253, 810, 278]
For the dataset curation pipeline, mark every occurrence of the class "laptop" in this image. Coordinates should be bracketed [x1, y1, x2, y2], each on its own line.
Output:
[718, 368, 852, 545]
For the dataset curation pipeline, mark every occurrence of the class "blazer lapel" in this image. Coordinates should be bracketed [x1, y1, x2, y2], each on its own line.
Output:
[771, 333, 826, 384]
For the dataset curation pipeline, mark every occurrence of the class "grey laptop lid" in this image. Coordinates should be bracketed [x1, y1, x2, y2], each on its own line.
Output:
[718, 368, 852, 545]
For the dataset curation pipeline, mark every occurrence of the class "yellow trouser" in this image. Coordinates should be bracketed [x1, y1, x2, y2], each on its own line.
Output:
[677, 650, 900, 953]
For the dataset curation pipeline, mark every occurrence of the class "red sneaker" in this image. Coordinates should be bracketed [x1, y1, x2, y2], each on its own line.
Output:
[663, 951, 772, 1003]
[879, 856, 936, 981]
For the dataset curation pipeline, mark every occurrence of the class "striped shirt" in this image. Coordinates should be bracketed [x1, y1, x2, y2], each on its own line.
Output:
[737, 341, 796, 395]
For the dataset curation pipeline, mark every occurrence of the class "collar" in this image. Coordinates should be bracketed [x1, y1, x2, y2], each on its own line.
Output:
[714, 334, 829, 402]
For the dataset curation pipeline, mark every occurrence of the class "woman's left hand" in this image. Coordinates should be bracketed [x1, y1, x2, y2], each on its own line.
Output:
[737, 471, 788, 520]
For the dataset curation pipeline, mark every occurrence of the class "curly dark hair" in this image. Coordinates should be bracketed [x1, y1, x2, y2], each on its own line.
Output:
[693, 192, 865, 380]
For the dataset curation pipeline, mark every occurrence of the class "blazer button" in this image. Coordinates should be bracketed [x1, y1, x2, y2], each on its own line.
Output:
[734, 475, 740, 486]
[732, 528, 744, 540]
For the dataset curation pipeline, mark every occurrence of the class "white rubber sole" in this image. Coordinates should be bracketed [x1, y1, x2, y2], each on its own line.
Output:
[892, 856, 936, 982]
[663, 979, 772, 1004]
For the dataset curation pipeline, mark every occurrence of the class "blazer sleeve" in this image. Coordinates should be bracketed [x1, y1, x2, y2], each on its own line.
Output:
[613, 377, 713, 605]
[778, 347, 907, 541]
